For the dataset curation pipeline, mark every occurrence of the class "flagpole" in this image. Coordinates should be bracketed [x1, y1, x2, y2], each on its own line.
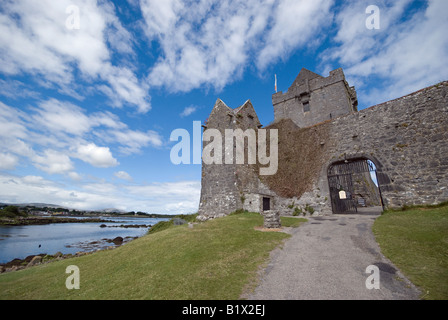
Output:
[275, 74, 277, 93]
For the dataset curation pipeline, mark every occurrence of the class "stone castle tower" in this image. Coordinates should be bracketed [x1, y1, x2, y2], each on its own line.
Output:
[197, 67, 448, 221]
[197, 99, 263, 221]
[272, 68, 358, 128]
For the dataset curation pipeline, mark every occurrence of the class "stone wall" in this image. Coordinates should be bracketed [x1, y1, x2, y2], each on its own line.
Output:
[197, 99, 262, 221]
[198, 79, 448, 220]
[325, 81, 448, 209]
[270, 81, 448, 215]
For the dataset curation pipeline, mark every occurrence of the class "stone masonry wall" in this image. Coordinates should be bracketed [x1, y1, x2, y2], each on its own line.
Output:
[273, 81, 448, 215]
[272, 68, 357, 128]
[198, 81, 448, 220]
[324, 81, 448, 209]
[197, 99, 262, 221]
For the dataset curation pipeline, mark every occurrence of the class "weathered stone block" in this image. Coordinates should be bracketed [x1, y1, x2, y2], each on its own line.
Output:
[263, 210, 281, 229]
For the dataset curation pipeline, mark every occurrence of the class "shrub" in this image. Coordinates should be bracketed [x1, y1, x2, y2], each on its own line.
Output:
[305, 204, 315, 215]
[147, 213, 198, 235]
[0, 206, 26, 218]
[293, 207, 302, 216]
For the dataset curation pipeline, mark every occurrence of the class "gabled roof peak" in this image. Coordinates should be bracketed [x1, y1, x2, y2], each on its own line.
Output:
[233, 99, 253, 114]
[213, 98, 232, 110]
[290, 68, 323, 88]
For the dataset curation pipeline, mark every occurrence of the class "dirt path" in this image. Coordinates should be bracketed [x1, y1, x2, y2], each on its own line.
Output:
[248, 208, 421, 300]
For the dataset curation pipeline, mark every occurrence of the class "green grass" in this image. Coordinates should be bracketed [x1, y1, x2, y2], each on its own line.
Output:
[373, 205, 448, 300]
[0, 212, 304, 300]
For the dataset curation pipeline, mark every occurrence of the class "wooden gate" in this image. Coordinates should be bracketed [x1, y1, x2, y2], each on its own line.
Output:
[328, 159, 377, 214]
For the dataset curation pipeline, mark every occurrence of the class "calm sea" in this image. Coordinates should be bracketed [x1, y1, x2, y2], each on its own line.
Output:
[0, 216, 170, 264]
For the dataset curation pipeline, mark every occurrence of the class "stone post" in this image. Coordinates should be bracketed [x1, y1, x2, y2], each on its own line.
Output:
[263, 210, 281, 229]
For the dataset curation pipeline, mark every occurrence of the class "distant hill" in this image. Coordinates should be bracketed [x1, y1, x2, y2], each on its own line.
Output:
[0, 202, 173, 217]
[0, 202, 68, 209]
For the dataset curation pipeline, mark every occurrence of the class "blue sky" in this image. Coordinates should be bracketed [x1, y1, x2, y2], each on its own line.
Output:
[0, 0, 446, 214]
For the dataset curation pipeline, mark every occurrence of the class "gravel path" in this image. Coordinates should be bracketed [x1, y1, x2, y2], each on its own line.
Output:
[248, 208, 421, 300]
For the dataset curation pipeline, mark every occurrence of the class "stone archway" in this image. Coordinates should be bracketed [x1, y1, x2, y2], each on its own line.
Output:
[328, 157, 384, 214]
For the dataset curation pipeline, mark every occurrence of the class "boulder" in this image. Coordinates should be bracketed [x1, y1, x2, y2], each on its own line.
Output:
[7, 258, 24, 268]
[173, 218, 187, 226]
[27, 255, 42, 267]
[112, 236, 123, 245]
[263, 210, 282, 229]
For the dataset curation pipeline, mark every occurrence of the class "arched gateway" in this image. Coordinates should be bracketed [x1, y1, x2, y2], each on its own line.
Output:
[328, 158, 384, 214]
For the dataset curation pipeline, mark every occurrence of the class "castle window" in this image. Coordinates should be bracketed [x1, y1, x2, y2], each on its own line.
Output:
[303, 101, 310, 112]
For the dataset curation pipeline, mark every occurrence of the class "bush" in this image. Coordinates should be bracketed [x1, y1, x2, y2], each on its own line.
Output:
[293, 207, 302, 216]
[0, 206, 26, 218]
[147, 213, 198, 235]
[305, 204, 315, 215]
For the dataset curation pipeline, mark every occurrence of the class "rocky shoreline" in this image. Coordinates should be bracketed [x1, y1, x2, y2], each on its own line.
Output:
[100, 223, 151, 228]
[0, 217, 156, 274]
[0, 235, 137, 274]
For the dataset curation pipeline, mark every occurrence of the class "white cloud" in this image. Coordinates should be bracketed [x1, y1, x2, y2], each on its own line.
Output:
[256, 0, 334, 70]
[114, 171, 133, 182]
[0, 79, 40, 100]
[104, 129, 163, 155]
[0, 153, 19, 170]
[75, 143, 119, 168]
[143, 0, 334, 93]
[31, 99, 92, 136]
[180, 106, 197, 117]
[0, 99, 163, 175]
[0, 102, 29, 140]
[321, 0, 448, 105]
[125, 181, 201, 213]
[34, 149, 74, 174]
[0, 0, 150, 112]
[0, 173, 200, 214]
[68, 171, 82, 181]
[101, 65, 151, 113]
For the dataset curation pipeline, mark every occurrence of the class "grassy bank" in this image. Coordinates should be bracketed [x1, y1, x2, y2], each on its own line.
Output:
[373, 204, 448, 300]
[0, 213, 305, 300]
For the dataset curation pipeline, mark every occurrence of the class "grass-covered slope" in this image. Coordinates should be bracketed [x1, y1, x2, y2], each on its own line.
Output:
[373, 204, 448, 300]
[0, 213, 305, 300]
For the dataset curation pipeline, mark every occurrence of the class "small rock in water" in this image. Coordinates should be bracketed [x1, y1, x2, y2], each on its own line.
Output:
[112, 236, 124, 245]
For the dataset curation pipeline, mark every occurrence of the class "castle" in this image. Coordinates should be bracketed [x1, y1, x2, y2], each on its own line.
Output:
[197, 67, 448, 221]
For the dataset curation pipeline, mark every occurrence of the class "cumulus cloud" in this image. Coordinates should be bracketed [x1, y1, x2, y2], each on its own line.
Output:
[125, 181, 201, 213]
[0, 153, 19, 170]
[106, 129, 163, 155]
[34, 149, 74, 174]
[0, 0, 150, 112]
[31, 99, 92, 137]
[180, 106, 197, 117]
[75, 143, 119, 168]
[142, 0, 334, 92]
[0, 99, 162, 174]
[256, 0, 334, 70]
[0, 173, 200, 214]
[114, 171, 133, 182]
[320, 0, 448, 105]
